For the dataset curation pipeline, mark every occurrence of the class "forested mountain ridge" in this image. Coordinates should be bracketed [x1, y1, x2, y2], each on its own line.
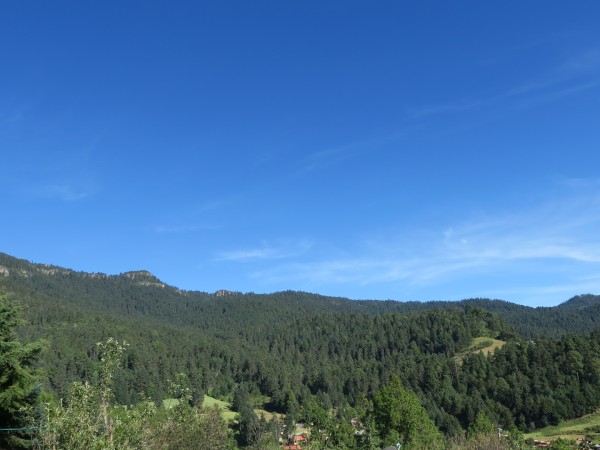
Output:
[557, 293, 600, 309]
[2, 250, 600, 442]
[1, 251, 599, 338]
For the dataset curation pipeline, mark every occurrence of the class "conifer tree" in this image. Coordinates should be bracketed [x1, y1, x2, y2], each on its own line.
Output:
[373, 375, 443, 450]
[0, 295, 42, 449]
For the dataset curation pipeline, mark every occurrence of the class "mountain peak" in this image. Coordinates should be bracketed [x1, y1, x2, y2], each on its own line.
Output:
[557, 294, 600, 310]
[120, 270, 166, 287]
[214, 289, 241, 297]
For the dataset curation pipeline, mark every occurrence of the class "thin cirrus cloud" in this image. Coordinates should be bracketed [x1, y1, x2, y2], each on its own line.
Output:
[414, 189, 600, 273]
[246, 184, 600, 301]
[216, 239, 314, 262]
[26, 183, 92, 202]
[153, 224, 219, 234]
[150, 198, 237, 233]
[302, 126, 421, 173]
[408, 47, 600, 119]
[408, 77, 599, 119]
[478, 275, 600, 300]
[514, 80, 600, 108]
[561, 48, 600, 72]
[407, 100, 485, 119]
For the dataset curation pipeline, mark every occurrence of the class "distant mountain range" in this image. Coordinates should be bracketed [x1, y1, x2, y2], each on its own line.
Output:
[1, 251, 599, 339]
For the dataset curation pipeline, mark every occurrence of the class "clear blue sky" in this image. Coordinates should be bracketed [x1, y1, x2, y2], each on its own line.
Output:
[2, 2, 600, 306]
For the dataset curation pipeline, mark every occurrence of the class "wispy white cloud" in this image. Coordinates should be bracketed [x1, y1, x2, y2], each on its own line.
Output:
[407, 100, 485, 119]
[244, 182, 600, 303]
[1, 110, 25, 125]
[514, 80, 600, 108]
[247, 256, 473, 292]
[216, 239, 313, 262]
[408, 47, 600, 119]
[557, 177, 600, 190]
[0, 103, 31, 128]
[478, 275, 600, 301]
[27, 183, 93, 202]
[561, 48, 600, 73]
[191, 198, 237, 213]
[153, 224, 218, 233]
[303, 127, 421, 172]
[4, 138, 100, 203]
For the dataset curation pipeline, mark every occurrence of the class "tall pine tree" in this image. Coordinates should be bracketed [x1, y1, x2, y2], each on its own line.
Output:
[373, 376, 443, 450]
[0, 295, 43, 449]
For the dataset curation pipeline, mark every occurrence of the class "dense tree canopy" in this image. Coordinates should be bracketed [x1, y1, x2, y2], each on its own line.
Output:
[2, 252, 600, 448]
[0, 295, 42, 449]
[373, 376, 443, 449]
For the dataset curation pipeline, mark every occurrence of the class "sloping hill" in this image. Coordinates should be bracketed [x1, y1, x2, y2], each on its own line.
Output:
[1, 252, 599, 339]
[3, 251, 600, 437]
[557, 294, 600, 310]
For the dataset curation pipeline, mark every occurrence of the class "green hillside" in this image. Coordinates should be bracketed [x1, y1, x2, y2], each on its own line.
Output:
[525, 410, 600, 442]
[2, 251, 600, 340]
[2, 251, 600, 444]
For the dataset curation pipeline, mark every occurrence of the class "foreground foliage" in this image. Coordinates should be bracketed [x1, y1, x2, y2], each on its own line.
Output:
[373, 376, 443, 449]
[34, 339, 232, 450]
[0, 295, 42, 449]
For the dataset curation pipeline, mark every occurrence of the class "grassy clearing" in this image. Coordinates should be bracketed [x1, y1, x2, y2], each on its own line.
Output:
[165, 395, 283, 424]
[253, 409, 284, 422]
[203, 395, 237, 421]
[525, 410, 600, 442]
[162, 398, 180, 408]
[455, 337, 506, 363]
[470, 337, 506, 356]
